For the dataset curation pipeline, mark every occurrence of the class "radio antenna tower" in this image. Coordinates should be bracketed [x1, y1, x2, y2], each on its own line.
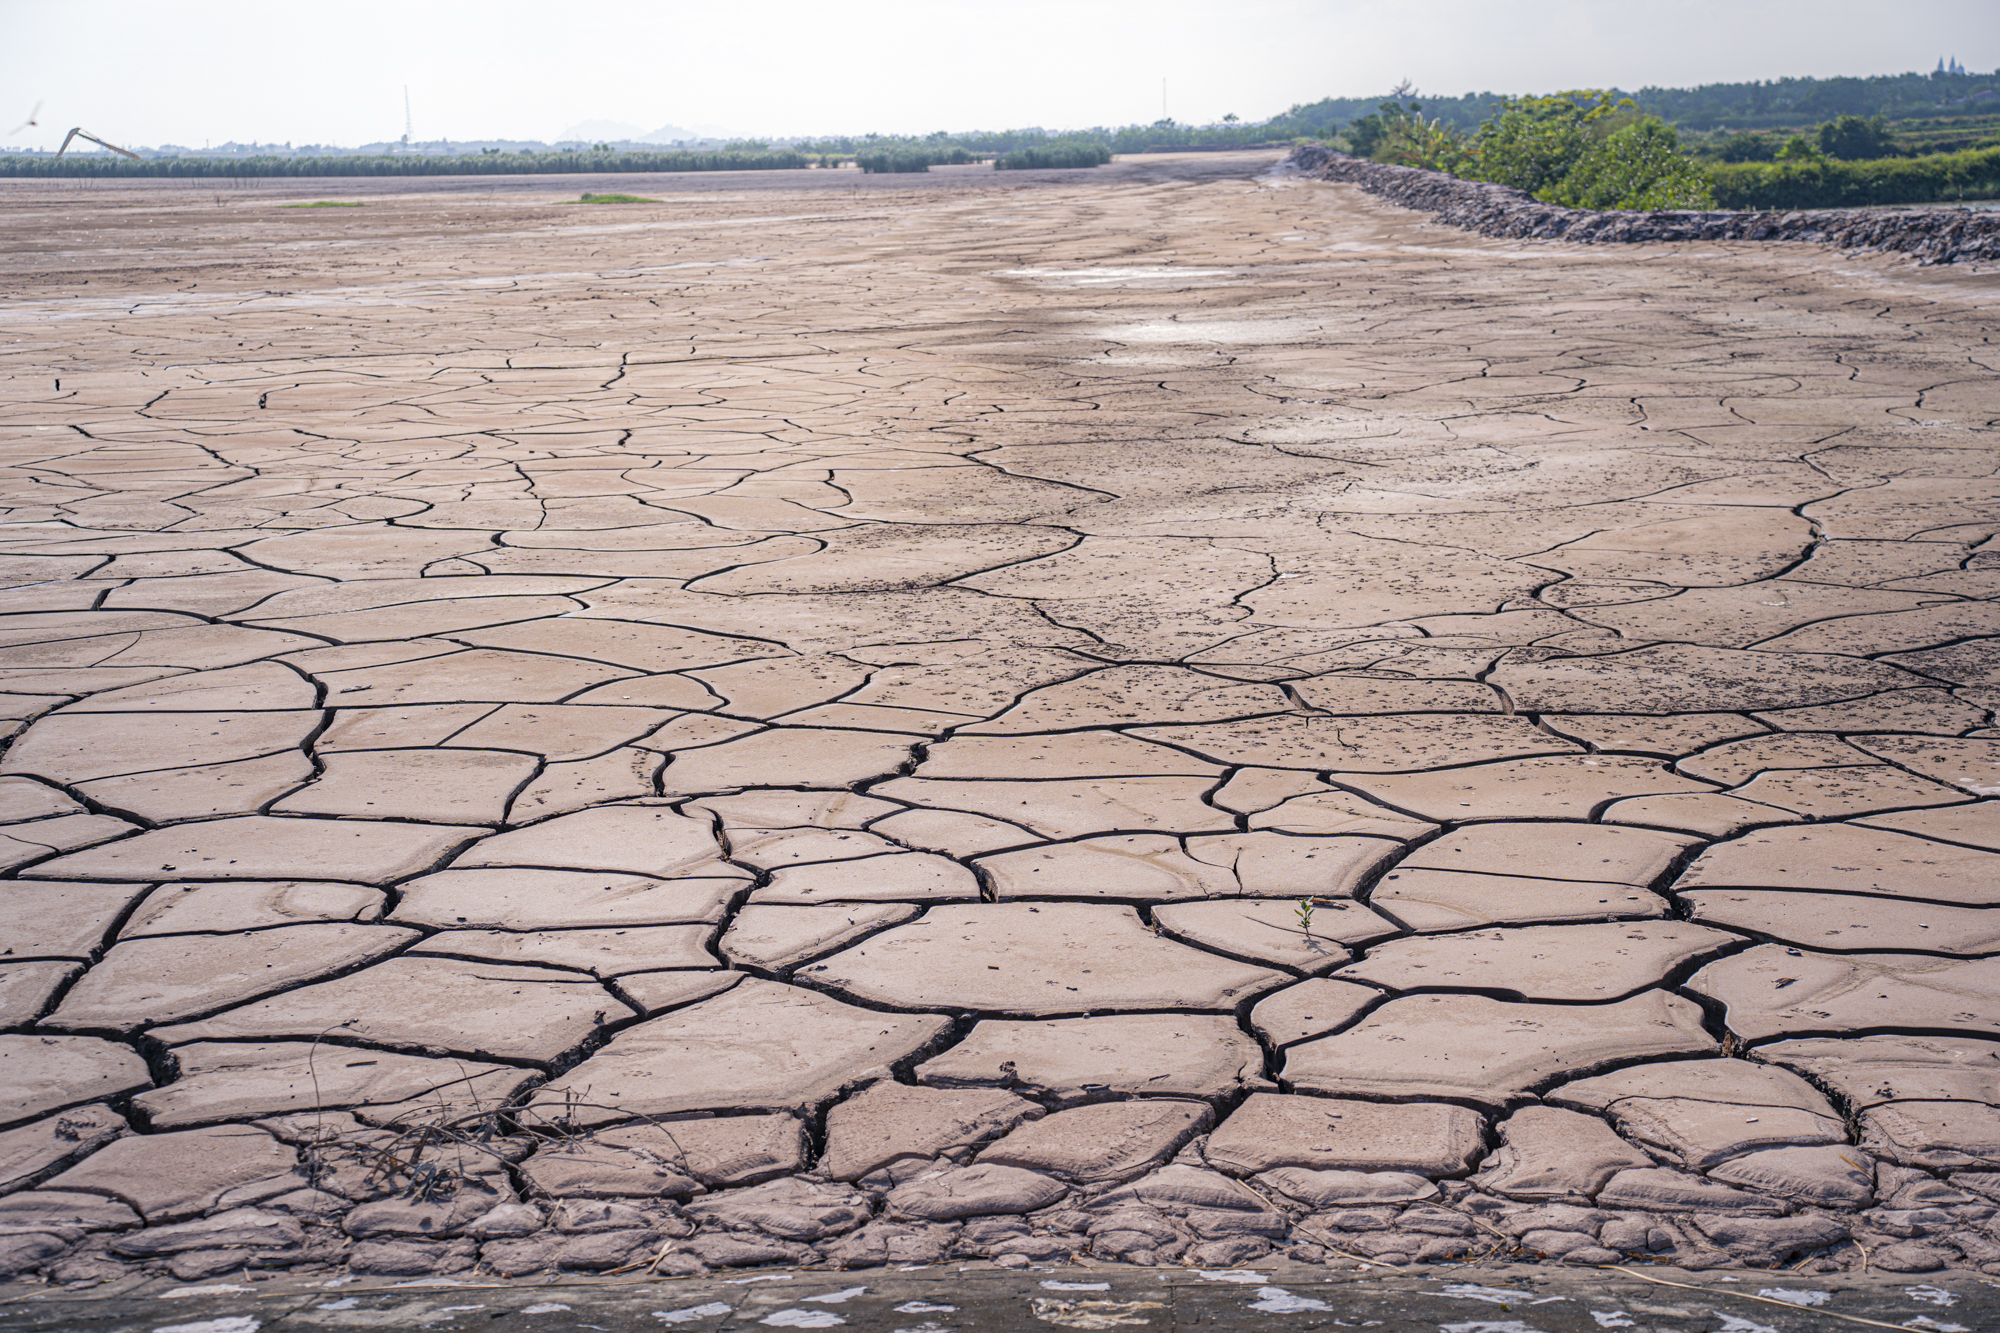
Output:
[402, 86, 412, 150]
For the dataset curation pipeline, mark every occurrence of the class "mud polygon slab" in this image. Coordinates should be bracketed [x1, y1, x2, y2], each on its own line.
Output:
[1687, 945, 2000, 1042]
[820, 1083, 1041, 1181]
[410, 925, 718, 975]
[0, 710, 321, 784]
[0, 1105, 127, 1193]
[56, 661, 318, 712]
[46, 922, 420, 1030]
[1594, 1166, 1785, 1215]
[1542, 712, 1768, 758]
[0, 880, 150, 956]
[1398, 822, 1697, 885]
[720, 903, 917, 970]
[0, 1034, 151, 1125]
[1683, 888, 2000, 954]
[867, 807, 1041, 858]
[1204, 1094, 1486, 1176]
[312, 647, 637, 704]
[1680, 820, 2000, 892]
[519, 1113, 807, 1196]
[960, 664, 1288, 733]
[750, 852, 982, 904]
[1254, 1167, 1439, 1208]
[1491, 643, 1925, 713]
[1248, 979, 1381, 1047]
[915, 1014, 1268, 1101]
[121, 880, 385, 935]
[1335, 921, 1737, 1001]
[1605, 1097, 1846, 1168]
[134, 1042, 534, 1127]
[1758, 1033, 2000, 1107]
[0, 961, 77, 1026]
[1706, 1145, 1874, 1208]
[1860, 1100, 2000, 1169]
[797, 903, 1287, 1014]
[528, 978, 949, 1124]
[1723, 764, 1967, 819]
[719, 827, 901, 872]
[151, 956, 631, 1063]
[1155, 899, 1394, 973]
[1369, 868, 1667, 932]
[916, 730, 1224, 779]
[1473, 1105, 1653, 1202]
[1331, 755, 1712, 822]
[273, 748, 538, 822]
[617, 969, 743, 1015]
[43, 1123, 300, 1222]
[1186, 832, 1401, 897]
[870, 776, 1237, 838]
[1249, 791, 1440, 839]
[977, 1099, 1212, 1182]
[25, 815, 485, 883]
[449, 803, 730, 877]
[883, 1162, 1069, 1220]
[75, 751, 316, 822]
[1859, 800, 2000, 851]
[392, 868, 740, 929]
[1283, 990, 1714, 1103]
[1133, 713, 1575, 772]
[976, 835, 1239, 901]
[657, 727, 921, 793]
[1601, 791, 1798, 837]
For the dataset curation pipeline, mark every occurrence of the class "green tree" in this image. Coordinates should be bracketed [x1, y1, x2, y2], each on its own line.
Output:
[1469, 90, 1639, 196]
[1775, 133, 1824, 162]
[1542, 118, 1716, 210]
[1816, 114, 1893, 159]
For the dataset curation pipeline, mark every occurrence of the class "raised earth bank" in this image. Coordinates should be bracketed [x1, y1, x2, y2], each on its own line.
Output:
[1287, 143, 2000, 264]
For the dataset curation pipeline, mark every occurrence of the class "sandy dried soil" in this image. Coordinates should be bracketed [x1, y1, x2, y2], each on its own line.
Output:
[3, 151, 2000, 1285]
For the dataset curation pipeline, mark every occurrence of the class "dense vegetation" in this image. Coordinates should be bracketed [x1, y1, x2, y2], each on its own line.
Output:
[854, 146, 978, 173]
[0, 148, 810, 177]
[1709, 143, 2000, 209]
[1349, 90, 1715, 210]
[995, 143, 1113, 170]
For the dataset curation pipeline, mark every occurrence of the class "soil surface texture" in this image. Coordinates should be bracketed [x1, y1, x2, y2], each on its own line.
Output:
[2, 151, 2000, 1294]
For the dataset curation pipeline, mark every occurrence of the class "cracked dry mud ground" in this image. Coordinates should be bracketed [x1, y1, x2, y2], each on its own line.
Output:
[2, 150, 2000, 1290]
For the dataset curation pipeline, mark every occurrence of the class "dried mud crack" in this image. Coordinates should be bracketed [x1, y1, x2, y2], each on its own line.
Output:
[2, 153, 2000, 1291]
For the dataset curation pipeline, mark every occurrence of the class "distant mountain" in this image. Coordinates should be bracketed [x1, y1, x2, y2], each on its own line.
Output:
[557, 120, 648, 143]
[555, 119, 739, 146]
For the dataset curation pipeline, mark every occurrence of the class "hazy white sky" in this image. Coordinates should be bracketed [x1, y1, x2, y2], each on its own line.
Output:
[1, 0, 1993, 149]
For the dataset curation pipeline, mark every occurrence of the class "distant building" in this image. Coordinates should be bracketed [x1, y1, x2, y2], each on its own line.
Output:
[1935, 56, 1967, 76]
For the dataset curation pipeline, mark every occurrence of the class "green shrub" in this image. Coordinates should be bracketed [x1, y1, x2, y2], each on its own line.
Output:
[856, 146, 978, 173]
[1710, 143, 2000, 208]
[1817, 114, 1895, 159]
[1541, 118, 1715, 210]
[1462, 92, 1712, 210]
[1469, 90, 1640, 197]
[994, 142, 1111, 170]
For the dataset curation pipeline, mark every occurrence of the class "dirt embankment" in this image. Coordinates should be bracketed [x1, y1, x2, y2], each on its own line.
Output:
[1287, 143, 2000, 264]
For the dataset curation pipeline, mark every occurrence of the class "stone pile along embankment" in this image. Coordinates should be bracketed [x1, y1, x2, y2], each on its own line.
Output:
[1286, 143, 2000, 264]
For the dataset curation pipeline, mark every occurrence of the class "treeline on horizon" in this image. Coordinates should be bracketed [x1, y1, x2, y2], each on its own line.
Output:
[0, 147, 812, 178]
[5, 65, 1997, 209]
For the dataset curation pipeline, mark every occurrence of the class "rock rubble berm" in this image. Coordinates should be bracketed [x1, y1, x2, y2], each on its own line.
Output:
[1286, 143, 2000, 265]
[1, 152, 1998, 1285]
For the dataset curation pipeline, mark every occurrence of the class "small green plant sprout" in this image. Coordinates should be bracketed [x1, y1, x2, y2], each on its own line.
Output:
[281, 200, 364, 208]
[574, 192, 659, 204]
[1296, 897, 1316, 937]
